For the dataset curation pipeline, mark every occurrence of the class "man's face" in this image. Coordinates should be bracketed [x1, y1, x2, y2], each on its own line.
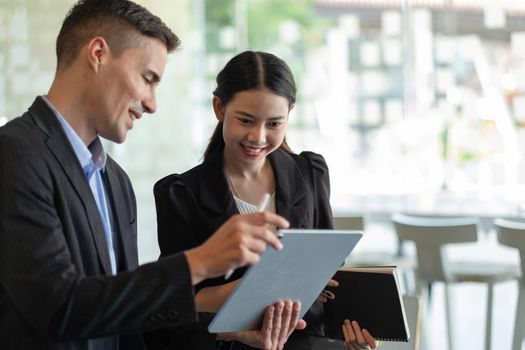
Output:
[91, 37, 168, 143]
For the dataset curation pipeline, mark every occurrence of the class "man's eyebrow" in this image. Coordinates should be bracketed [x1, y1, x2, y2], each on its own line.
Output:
[145, 69, 161, 83]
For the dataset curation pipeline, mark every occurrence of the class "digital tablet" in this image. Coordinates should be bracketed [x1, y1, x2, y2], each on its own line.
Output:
[208, 229, 363, 333]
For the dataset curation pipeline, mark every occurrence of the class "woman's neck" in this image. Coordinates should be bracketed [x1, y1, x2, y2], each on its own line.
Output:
[224, 154, 275, 205]
[223, 151, 268, 180]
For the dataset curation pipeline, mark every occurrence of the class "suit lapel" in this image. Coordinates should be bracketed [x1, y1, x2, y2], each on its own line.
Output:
[29, 97, 113, 275]
[104, 162, 137, 270]
[195, 148, 310, 229]
[269, 150, 309, 228]
[197, 149, 238, 231]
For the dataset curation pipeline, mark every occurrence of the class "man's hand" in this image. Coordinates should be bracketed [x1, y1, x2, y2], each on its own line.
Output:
[185, 213, 289, 284]
[195, 279, 241, 313]
[217, 300, 306, 350]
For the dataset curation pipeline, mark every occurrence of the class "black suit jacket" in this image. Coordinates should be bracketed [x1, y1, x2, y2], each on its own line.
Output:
[151, 147, 333, 349]
[0, 97, 198, 349]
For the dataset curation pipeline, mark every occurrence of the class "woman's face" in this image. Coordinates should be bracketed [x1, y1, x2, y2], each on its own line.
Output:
[215, 88, 290, 170]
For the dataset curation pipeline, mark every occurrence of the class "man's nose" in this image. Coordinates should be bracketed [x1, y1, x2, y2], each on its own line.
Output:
[142, 90, 157, 114]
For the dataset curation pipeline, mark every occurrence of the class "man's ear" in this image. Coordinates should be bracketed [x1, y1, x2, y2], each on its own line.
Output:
[86, 36, 110, 73]
[212, 96, 225, 122]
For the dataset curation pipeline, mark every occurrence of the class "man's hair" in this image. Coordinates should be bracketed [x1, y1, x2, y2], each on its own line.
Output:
[56, 0, 180, 70]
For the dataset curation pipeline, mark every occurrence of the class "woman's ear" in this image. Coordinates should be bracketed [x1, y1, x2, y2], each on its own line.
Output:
[212, 96, 225, 122]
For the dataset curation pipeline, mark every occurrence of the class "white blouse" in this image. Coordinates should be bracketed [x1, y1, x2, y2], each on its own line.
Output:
[233, 192, 276, 215]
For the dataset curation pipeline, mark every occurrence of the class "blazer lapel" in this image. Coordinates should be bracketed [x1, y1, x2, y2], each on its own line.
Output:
[195, 148, 310, 229]
[198, 149, 238, 231]
[269, 150, 309, 228]
[104, 162, 137, 270]
[29, 97, 113, 275]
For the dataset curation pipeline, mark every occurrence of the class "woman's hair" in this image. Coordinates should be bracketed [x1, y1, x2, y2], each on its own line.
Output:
[204, 51, 296, 160]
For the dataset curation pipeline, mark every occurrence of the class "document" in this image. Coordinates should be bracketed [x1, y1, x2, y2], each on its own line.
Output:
[208, 229, 363, 333]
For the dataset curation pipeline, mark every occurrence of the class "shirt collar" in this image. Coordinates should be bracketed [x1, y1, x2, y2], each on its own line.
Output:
[41, 95, 107, 175]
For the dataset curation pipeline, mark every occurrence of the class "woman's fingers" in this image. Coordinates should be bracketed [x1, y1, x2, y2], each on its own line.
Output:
[343, 319, 374, 350]
[260, 305, 274, 349]
[289, 301, 302, 329]
[277, 300, 293, 349]
[343, 319, 356, 343]
[295, 318, 307, 330]
[342, 320, 375, 349]
[326, 279, 339, 288]
[363, 328, 378, 349]
[271, 301, 284, 348]
[351, 320, 368, 347]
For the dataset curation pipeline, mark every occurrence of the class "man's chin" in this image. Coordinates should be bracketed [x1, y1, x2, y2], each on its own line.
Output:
[100, 131, 127, 144]
[114, 134, 127, 144]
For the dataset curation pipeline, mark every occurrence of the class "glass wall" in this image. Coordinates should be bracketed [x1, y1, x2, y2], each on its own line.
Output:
[2, 0, 525, 262]
[314, 0, 525, 217]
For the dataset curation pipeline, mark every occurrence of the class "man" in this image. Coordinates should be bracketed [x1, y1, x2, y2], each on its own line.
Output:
[0, 1, 304, 349]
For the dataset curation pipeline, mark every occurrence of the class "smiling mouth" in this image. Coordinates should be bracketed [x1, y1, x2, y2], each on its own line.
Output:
[241, 144, 268, 156]
[127, 111, 139, 130]
[129, 110, 139, 121]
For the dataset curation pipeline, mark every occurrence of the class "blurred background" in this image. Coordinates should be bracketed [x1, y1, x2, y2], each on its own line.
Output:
[2, 1, 525, 348]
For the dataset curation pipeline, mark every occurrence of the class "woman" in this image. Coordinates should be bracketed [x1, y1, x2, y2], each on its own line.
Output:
[154, 51, 377, 350]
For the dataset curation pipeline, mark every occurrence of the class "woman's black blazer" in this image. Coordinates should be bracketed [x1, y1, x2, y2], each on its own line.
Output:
[150, 148, 334, 350]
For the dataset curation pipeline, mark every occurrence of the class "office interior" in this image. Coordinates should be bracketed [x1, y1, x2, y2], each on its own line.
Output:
[2, 0, 525, 349]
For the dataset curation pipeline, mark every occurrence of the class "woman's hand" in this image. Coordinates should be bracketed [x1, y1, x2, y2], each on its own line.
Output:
[317, 279, 338, 303]
[217, 300, 306, 350]
[342, 320, 378, 350]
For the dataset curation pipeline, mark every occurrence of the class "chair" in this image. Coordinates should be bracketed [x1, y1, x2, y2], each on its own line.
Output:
[334, 215, 416, 293]
[392, 213, 517, 350]
[380, 295, 421, 350]
[494, 218, 525, 350]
